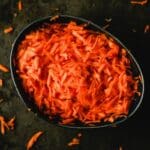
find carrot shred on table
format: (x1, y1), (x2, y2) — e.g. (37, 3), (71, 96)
(68, 137), (80, 146)
(16, 21), (141, 125)
(130, 0), (148, 5)
(26, 131), (43, 150)
(144, 25), (150, 33)
(4, 27), (13, 34)
(7, 117), (15, 130)
(18, 1), (23, 11)
(50, 15), (59, 21)
(0, 116), (15, 135)
(68, 133), (82, 147)
(0, 64), (9, 72)
(0, 79), (3, 87)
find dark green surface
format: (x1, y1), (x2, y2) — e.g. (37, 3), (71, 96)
(0, 0), (150, 150)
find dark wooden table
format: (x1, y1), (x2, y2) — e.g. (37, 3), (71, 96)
(0, 0), (150, 150)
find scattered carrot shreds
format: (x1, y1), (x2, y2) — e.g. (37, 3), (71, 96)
(0, 79), (3, 87)
(0, 64), (9, 72)
(144, 25), (150, 33)
(130, 0), (148, 5)
(68, 138), (80, 147)
(16, 21), (141, 125)
(18, 1), (23, 11)
(4, 27), (13, 34)
(26, 131), (43, 150)
(0, 116), (15, 135)
(50, 15), (59, 21)
(7, 117), (15, 130)
(68, 133), (82, 146)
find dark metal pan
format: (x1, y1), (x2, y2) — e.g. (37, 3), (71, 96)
(10, 15), (144, 129)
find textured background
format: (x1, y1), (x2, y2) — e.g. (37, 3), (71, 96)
(0, 0), (150, 150)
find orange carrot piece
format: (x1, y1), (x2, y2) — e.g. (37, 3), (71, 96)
(50, 15), (59, 21)
(144, 25), (150, 33)
(131, 0), (148, 5)
(0, 116), (14, 135)
(7, 117), (15, 130)
(0, 79), (3, 87)
(18, 1), (22, 11)
(0, 64), (9, 72)
(26, 131), (43, 150)
(4, 27), (13, 34)
(68, 138), (80, 146)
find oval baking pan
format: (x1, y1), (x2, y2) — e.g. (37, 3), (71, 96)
(10, 15), (144, 129)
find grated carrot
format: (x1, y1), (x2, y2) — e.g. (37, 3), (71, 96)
(16, 21), (140, 125)
(0, 64), (9, 72)
(131, 0), (148, 5)
(50, 15), (59, 21)
(18, 1), (23, 11)
(144, 25), (150, 33)
(0, 116), (15, 135)
(0, 79), (3, 87)
(26, 131), (43, 150)
(7, 117), (15, 130)
(4, 27), (13, 34)
(68, 137), (80, 146)
(68, 133), (82, 147)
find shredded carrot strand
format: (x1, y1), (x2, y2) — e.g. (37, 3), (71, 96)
(50, 15), (59, 21)
(7, 117), (15, 130)
(144, 25), (150, 33)
(18, 1), (22, 11)
(4, 27), (13, 34)
(0, 116), (15, 135)
(68, 138), (80, 146)
(68, 133), (82, 147)
(16, 21), (140, 125)
(131, 0), (148, 5)
(0, 79), (3, 87)
(26, 131), (43, 150)
(0, 64), (9, 72)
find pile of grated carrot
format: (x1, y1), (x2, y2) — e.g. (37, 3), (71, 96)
(16, 21), (140, 125)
